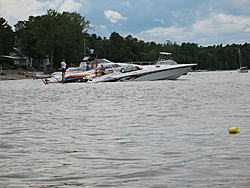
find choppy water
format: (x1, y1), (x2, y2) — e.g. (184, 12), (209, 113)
(0, 71), (250, 187)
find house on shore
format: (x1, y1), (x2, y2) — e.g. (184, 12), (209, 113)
(0, 52), (49, 71)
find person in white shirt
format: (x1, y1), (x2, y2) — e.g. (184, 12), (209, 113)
(61, 59), (67, 81)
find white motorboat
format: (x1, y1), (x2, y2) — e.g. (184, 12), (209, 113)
(49, 51), (196, 83)
(88, 52), (196, 83)
(49, 50), (99, 83)
(89, 63), (196, 83)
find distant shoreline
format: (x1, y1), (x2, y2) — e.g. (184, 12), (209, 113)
(0, 70), (51, 81)
(0, 73), (33, 80)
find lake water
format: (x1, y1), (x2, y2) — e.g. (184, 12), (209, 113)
(0, 71), (250, 187)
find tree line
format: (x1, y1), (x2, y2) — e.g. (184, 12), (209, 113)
(1, 9), (249, 72)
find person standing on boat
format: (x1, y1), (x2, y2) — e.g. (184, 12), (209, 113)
(90, 62), (94, 70)
(61, 59), (67, 81)
(94, 57), (98, 76)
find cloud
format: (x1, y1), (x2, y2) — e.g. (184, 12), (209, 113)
(100, 25), (107, 29)
(104, 10), (128, 24)
(172, 11), (179, 18)
(121, 1), (131, 6)
(59, 0), (82, 12)
(137, 12), (250, 45)
(243, 24), (250, 31)
(1, 0), (250, 46)
(0, 0), (83, 26)
(153, 19), (164, 25)
(0, 0), (50, 25)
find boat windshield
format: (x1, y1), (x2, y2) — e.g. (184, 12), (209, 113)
(121, 64), (143, 72)
(159, 52), (173, 60)
(89, 58), (113, 64)
(76, 67), (87, 71)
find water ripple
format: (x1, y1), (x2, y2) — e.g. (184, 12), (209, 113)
(1, 71), (250, 187)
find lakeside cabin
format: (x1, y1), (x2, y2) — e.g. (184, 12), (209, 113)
(0, 53), (49, 71)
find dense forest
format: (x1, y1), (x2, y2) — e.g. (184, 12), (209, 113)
(0, 9), (249, 72)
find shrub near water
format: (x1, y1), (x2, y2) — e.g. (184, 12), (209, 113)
(0, 58), (16, 70)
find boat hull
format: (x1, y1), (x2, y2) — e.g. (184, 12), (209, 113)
(237, 68), (248, 73)
(90, 64), (196, 83)
(132, 66), (191, 81)
(50, 72), (91, 83)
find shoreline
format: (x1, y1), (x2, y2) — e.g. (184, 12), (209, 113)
(0, 73), (32, 80)
(0, 71), (51, 81)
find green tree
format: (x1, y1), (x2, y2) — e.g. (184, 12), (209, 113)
(146, 49), (157, 61)
(108, 32), (124, 61)
(15, 9), (90, 72)
(0, 17), (14, 55)
(15, 18), (43, 62)
(110, 32), (124, 50)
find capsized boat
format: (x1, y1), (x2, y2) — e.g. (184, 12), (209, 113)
(49, 51), (197, 83)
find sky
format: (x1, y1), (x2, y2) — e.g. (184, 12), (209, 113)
(1, 0), (250, 46)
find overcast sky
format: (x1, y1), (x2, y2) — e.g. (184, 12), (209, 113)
(1, 0), (250, 46)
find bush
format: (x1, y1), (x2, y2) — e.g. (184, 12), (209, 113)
(0, 58), (15, 70)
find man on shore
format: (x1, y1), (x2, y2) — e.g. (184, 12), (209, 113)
(61, 59), (67, 81)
